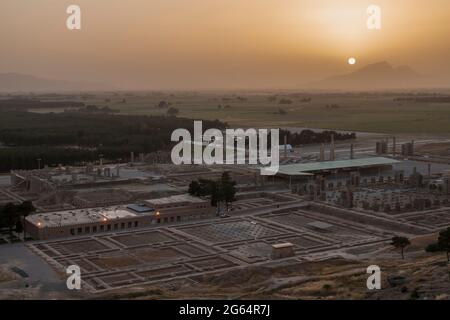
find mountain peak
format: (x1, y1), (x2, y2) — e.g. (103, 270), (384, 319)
(308, 61), (425, 90)
(359, 61), (393, 71)
(365, 61), (392, 68)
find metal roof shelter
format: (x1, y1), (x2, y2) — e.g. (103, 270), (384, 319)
(262, 157), (400, 176)
(126, 204), (154, 214)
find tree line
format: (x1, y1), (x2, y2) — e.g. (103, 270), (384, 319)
(279, 129), (356, 146)
(0, 201), (35, 238)
(0, 98), (84, 111)
(0, 111), (226, 171)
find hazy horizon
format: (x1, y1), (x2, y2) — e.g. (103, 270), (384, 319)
(1, 0), (450, 90)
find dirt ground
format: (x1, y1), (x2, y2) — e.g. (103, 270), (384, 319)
(0, 266), (14, 283)
(97, 238), (450, 300)
(416, 142), (450, 157)
(1, 241), (449, 300)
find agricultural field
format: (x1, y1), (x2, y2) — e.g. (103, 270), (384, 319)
(24, 91), (450, 134)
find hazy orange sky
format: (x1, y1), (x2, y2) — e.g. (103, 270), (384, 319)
(1, 0), (449, 90)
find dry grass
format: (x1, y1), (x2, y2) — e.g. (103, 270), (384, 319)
(416, 142), (450, 156)
(0, 267), (14, 283)
(104, 252), (450, 300)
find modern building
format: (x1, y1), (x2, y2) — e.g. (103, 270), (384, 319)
(264, 157), (400, 179)
(25, 194), (214, 240)
(143, 194), (216, 224)
(261, 157), (402, 193)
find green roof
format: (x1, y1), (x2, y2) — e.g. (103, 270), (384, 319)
(264, 157), (400, 176)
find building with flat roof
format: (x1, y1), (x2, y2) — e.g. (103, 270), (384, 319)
(262, 157), (400, 177)
(10, 165), (155, 194)
(271, 242), (295, 259)
(25, 206), (151, 240)
(144, 194), (215, 224)
(25, 194), (215, 240)
(261, 157), (403, 196)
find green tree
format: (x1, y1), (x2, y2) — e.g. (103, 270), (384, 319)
(18, 201), (35, 240)
(1, 203), (18, 237)
(220, 172), (236, 211)
(211, 180), (222, 208)
(278, 108), (287, 115)
(0, 201), (35, 240)
(188, 172), (236, 210)
(437, 227), (450, 261)
(198, 179), (216, 198)
(15, 220), (23, 233)
(391, 236), (411, 259)
(188, 180), (201, 196)
(166, 107), (179, 116)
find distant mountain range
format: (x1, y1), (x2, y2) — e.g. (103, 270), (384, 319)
(0, 63), (443, 92)
(0, 73), (112, 92)
(307, 61), (436, 90)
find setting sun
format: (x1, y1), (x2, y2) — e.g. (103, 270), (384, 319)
(0, 0), (449, 89)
